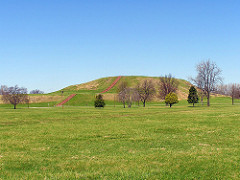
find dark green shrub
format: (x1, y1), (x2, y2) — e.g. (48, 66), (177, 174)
(94, 94), (105, 108)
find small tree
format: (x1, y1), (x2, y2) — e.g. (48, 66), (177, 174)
(136, 80), (155, 107)
(165, 92), (178, 108)
(0, 85), (8, 95)
(1, 85), (28, 109)
(117, 81), (128, 108)
(228, 84), (240, 105)
(94, 94), (105, 108)
(187, 86), (199, 107)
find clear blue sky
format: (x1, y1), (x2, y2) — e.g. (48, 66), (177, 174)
(0, 0), (239, 93)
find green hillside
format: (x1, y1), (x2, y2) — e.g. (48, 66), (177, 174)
(50, 76), (193, 106)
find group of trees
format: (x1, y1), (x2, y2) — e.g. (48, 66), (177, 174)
(216, 84), (240, 105)
(117, 74), (179, 108)
(0, 85), (44, 109)
(115, 59), (239, 108)
(1, 85), (29, 109)
(2, 60), (239, 109)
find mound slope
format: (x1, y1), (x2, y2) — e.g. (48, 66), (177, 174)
(53, 76), (192, 106)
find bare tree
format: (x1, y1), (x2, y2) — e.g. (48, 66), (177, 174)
(0, 85), (8, 95)
(117, 81), (128, 108)
(198, 89), (206, 105)
(136, 80), (155, 107)
(227, 84), (240, 105)
(2, 85), (28, 109)
(158, 74), (179, 100)
(118, 88), (127, 108)
(30, 89), (44, 94)
(215, 83), (240, 105)
(215, 84), (228, 96)
(125, 88), (140, 108)
(192, 60), (222, 106)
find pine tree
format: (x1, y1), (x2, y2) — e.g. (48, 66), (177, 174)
(187, 86), (199, 107)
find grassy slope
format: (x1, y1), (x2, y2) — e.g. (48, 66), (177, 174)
(1, 101), (240, 179)
(49, 76), (192, 106)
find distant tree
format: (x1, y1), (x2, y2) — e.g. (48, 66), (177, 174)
(192, 60), (222, 106)
(0, 85), (8, 95)
(1, 85), (28, 109)
(228, 84), (240, 105)
(136, 80), (155, 107)
(94, 94), (105, 108)
(118, 87), (140, 108)
(158, 74), (179, 100)
(125, 88), (140, 108)
(187, 86), (199, 107)
(198, 90), (206, 105)
(30, 89), (44, 94)
(215, 83), (240, 105)
(215, 84), (228, 96)
(117, 81), (128, 108)
(165, 92), (179, 108)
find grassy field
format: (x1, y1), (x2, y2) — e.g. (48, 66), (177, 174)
(0, 99), (240, 179)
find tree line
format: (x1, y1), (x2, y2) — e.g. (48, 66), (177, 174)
(0, 86), (44, 109)
(116, 74), (179, 108)
(2, 60), (240, 109)
(99, 60), (240, 108)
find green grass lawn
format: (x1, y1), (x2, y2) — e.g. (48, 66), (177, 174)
(1, 100), (240, 179)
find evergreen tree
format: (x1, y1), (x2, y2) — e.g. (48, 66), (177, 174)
(94, 94), (105, 108)
(187, 86), (199, 107)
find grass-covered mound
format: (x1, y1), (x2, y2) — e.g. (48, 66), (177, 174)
(50, 76), (192, 106)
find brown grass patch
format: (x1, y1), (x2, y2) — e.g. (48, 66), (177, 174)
(29, 96), (64, 103)
(0, 95), (64, 104)
(75, 80), (99, 90)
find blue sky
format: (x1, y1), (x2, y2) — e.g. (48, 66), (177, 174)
(0, 0), (239, 93)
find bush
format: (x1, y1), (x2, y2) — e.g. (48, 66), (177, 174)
(94, 94), (105, 108)
(165, 92), (179, 108)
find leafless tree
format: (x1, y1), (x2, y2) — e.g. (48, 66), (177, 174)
(1, 85), (28, 109)
(227, 84), (240, 105)
(192, 60), (222, 106)
(30, 89), (44, 94)
(117, 81), (128, 108)
(125, 88), (140, 108)
(136, 80), (155, 107)
(118, 88), (127, 108)
(158, 74), (179, 100)
(0, 85), (8, 95)
(214, 83), (240, 105)
(215, 84), (228, 95)
(132, 88), (141, 106)
(198, 89), (206, 105)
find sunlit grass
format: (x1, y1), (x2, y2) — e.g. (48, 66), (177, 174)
(0, 99), (240, 179)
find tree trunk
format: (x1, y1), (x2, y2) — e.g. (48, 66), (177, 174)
(193, 102), (195, 107)
(201, 95), (203, 105)
(14, 104), (16, 109)
(207, 92), (210, 106)
(143, 100), (145, 107)
(170, 104), (172, 108)
(232, 95), (234, 105)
